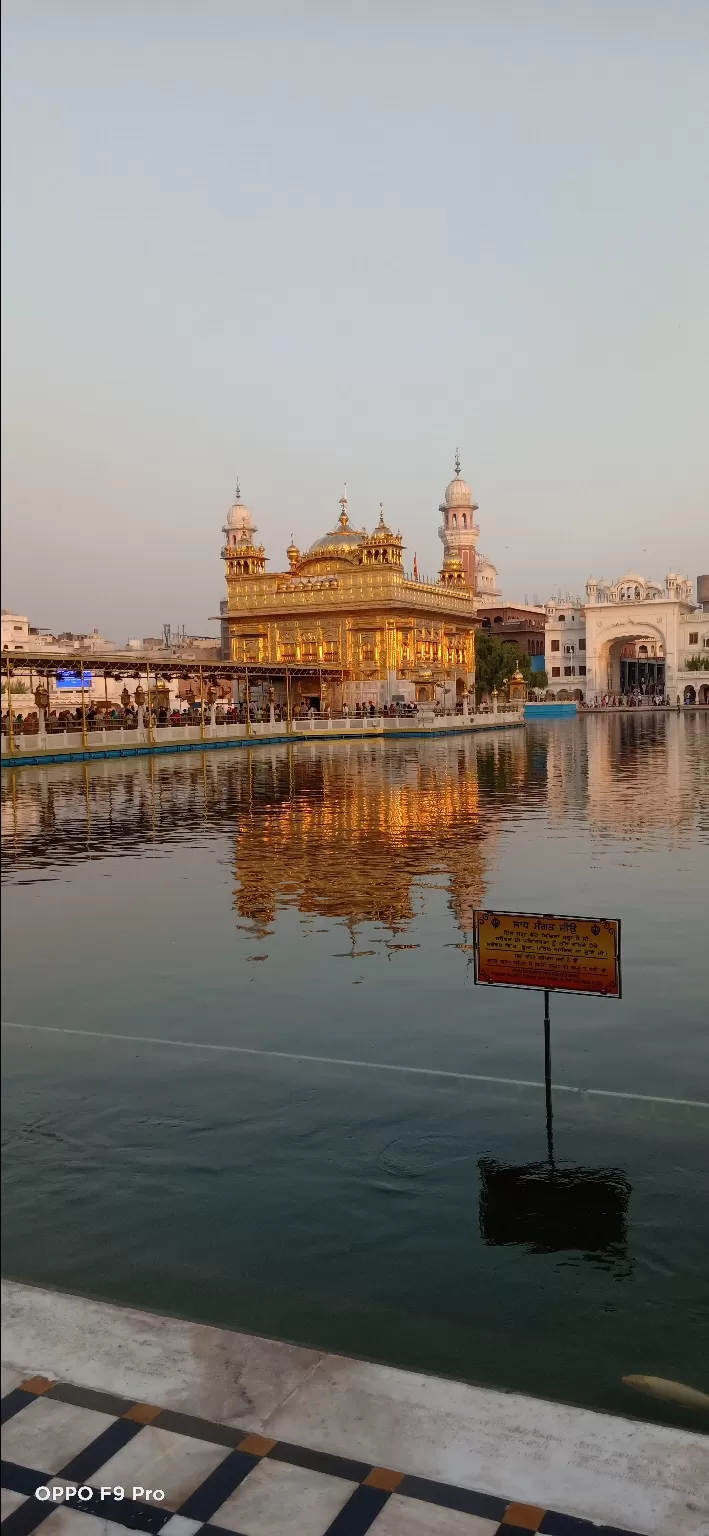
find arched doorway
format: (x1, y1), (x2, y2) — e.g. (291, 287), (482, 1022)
(599, 635), (666, 694)
(684, 685), (696, 704)
(699, 683), (709, 705)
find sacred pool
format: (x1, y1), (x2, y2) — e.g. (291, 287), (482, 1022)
(2, 712), (707, 1433)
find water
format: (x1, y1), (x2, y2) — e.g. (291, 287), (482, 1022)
(2, 714), (708, 1431)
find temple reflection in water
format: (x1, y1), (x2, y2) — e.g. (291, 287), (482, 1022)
(2, 716), (703, 942)
(1, 734), (534, 937)
(231, 738), (531, 938)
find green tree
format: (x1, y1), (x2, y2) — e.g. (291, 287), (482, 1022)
(475, 633), (535, 696)
(684, 654), (709, 671)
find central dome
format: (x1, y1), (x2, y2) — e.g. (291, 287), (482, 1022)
(306, 497), (365, 557)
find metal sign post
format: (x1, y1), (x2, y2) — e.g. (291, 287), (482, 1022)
(544, 989), (553, 1167)
(473, 909), (622, 1168)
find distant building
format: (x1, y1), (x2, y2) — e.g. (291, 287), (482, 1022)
(1, 612), (30, 650)
(2, 612), (58, 652)
(543, 573), (708, 703)
(545, 597), (587, 698)
(478, 603), (547, 674)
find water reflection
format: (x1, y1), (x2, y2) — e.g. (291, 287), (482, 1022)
(233, 740), (529, 936)
(478, 1158), (632, 1274)
(2, 734), (539, 939)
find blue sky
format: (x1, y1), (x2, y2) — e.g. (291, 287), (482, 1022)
(2, 0), (707, 639)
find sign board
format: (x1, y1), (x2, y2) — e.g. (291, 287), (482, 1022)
(57, 670), (92, 691)
(473, 909), (621, 997)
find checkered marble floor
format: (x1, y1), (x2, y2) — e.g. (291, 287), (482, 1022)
(1, 1373), (645, 1536)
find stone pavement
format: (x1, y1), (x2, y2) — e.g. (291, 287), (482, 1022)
(2, 1283), (707, 1536)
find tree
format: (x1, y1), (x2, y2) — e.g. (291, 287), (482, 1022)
(475, 633), (535, 696)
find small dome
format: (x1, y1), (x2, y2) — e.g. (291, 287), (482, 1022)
(371, 505), (393, 537)
(444, 475), (475, 509)
(226, 502), (254, 532)
(225, 478), (255, 533)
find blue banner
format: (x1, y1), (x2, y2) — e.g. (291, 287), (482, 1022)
(56, 670), (93, 690)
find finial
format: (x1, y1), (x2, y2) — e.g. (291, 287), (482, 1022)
(378, 502), (385, 526)
(454, 448), (461, 477)
(235, 477), (241, 502)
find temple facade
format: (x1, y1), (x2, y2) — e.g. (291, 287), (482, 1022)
(219, 469), (481, 710)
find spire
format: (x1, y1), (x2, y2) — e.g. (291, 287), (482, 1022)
(338, 483), (349, 529)
(454, 448), (461, 477)
(378, 502), (385, 526)
(235, 477), (241, 502)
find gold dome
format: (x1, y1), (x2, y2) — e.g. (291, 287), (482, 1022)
(306, 497), (365, 558)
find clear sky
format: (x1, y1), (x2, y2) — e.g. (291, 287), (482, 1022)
(2, 0), (707, 640)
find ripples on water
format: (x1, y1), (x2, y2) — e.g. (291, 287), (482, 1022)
(2, 713), (708, 1429)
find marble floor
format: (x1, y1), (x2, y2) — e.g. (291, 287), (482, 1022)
(2, 1283), (707, 1536)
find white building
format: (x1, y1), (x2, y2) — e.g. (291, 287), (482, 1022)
(543, 573), (709, 703)
(544, 596), (587, 698)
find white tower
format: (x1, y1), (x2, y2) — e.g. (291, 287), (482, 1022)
(438, 453), (500, 600)
(438, 452), (478, 587)
(222, 479), (257, 549)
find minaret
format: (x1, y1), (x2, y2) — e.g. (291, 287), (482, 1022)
(438, 451), (480, 589)
(222, 478), (257, 549)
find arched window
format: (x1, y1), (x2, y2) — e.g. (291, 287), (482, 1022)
(452, 515), (457, 528)
(462, 514), (466, 527)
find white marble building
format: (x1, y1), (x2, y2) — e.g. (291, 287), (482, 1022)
(544, 596), (587, 698)
(544, 573), (709, 703)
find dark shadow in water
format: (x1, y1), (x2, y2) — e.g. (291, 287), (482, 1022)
(478, 1157), (632, 1273)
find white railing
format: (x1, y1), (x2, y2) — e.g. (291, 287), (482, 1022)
(2, 708), (526, 757)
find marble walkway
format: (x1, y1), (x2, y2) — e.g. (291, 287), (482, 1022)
(1, 1283), (707, 1536)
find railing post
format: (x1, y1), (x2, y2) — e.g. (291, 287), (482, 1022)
(146, 663), (155, 745)
(6, 657), (16, 754)
(198, 665), (205, 742)
(80, 658), (88, 748)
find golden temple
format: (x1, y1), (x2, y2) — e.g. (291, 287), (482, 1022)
(219, 475), (479, 711)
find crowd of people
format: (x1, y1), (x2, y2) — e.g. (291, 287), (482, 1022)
(587, 691), (676, 709)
